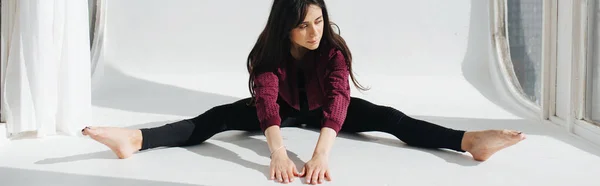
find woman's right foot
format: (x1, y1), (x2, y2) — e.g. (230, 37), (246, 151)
(82, 126), (143, 159)
(462, 129), (526, 161)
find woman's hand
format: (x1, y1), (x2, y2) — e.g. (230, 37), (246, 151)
(300, 154), (332, 185)
(265, 126), (299, 183)
(300, 127), (336, 184)
(269, 148), (300, 183)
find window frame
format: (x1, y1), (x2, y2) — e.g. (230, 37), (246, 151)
(561, 0), (600, 142)
(493, 0), (600, 145)
(572, 0), (600, 144)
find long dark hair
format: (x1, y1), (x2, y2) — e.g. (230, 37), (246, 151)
(247, 0), (368, 104)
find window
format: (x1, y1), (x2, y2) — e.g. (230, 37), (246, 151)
(506, 0), (544, 105)
(586, 0), (600, 125)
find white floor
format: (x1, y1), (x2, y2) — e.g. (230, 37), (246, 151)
(2, 0), (600, 185)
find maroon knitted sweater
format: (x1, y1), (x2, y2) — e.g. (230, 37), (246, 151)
(253, 47), (351, 133)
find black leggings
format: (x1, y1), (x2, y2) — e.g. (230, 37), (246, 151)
(139, 97), (466, 152)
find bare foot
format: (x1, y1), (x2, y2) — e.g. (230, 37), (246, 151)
(463, 130), (526, 161)
(82, 126), (142, 159)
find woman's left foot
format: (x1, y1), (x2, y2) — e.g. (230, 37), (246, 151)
(82, 126), (142, 159)
(462, 130), (526, 161)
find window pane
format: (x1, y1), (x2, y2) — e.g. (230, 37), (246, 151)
(506, 0), (543, 105)
(586, 0), (600, 124)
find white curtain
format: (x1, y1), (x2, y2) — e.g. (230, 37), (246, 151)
(1, 0), (92, 138)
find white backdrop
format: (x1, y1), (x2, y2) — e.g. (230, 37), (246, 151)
(0, 0), (535, 140)
(92, 0), (532, 121)
(4, 1), (600, 186)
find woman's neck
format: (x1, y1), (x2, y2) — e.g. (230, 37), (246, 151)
(290, 44), (308, 61)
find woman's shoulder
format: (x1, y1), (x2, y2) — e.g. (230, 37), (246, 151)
(313, 45), (347, 70)
(319, 45), (343, 60)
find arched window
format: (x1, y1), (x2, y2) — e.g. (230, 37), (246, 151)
(585, 0), (600, 124)
(492, 0), (544, 108)
(489, 0), (546, 123)
(505, 0), (544, 105)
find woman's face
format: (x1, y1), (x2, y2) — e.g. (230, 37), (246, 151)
(290, 4), (324, 51)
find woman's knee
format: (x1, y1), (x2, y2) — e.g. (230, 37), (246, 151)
(189, 103), (232, 126)
(376, 105), (406, 123)
(347, 97), (406, 122)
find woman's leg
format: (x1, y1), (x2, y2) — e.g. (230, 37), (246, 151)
(139, 98), (264, 149)
(338, 97), (466, 151)
(82, 98), (265, 159)
(339, 97), (526, 161)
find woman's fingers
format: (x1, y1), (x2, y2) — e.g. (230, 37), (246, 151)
(311, 169), (320, 184)
(276, 170), (283, 183)
(318, 170), (326, 184)
(270, 168), (275, 180)
(292, 165), (300, 177)
(281, 170), (289, 183)
(325, 170), (332, 181)
(287, 168), (295, 182)
(300, 166), (306, 177)
(305, 168), (313, 184)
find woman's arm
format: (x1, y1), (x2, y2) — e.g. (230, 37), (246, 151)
(265, 125), (301, 183)
(317, 49), (351, 153)
(265, 125), (286, 157)
(254, 71), (282, 131)
(312, 127), (337, 157)
(302, 127), (336, 184)
(301, 49), (350, 184)
(302, 128), (337, 184)
(320, 49), (351, 135)
(254, 71), (300, 183)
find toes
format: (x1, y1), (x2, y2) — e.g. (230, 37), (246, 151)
(519, 133), (527, 140)
(81, 127), (91, 135)
(510, 130), (526, 140)
(504, 130), (524, 136)
(83, 127), (100, 136)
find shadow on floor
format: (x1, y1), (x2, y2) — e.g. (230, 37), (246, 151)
(92, 65), (240, 117)
(36, 121), (306, 180)
(0, 166), (205, 186)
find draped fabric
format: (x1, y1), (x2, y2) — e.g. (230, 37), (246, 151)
(1, 0), (93, 138)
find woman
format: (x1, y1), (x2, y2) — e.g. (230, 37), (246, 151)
(82, 0), (526, 184)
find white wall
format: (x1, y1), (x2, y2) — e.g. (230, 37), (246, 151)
(102, 0), (470, 76)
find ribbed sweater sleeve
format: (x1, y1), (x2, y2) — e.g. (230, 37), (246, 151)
(321, 49), (351, 133)
(254, 71), (281, 132)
